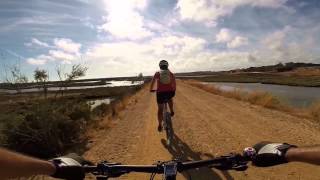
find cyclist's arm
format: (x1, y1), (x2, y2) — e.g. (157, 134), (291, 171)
(172, 74), (176, 91)
(150, 73), (158, 91)
(286, 145), (320, 165)
(0, 148), (56, 178)
(252, 142), (320, 167)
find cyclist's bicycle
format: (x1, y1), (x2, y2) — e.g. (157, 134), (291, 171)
(83, 147), (256, 180)
(163, 98), (173, 146)
(150, 90), (174, 145)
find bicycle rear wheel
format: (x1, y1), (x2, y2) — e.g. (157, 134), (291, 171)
(165, 112), (173, 146)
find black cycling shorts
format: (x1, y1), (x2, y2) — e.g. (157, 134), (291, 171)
(156, 91), (175, 104)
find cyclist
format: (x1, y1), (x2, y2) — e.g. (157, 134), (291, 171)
(150, 60), (176, 132)
(1, 142), (320, 179)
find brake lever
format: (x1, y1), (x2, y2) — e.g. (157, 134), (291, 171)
(230, 153), (249, 171)
(96, 161), (128, 178)
(210, 153), (248, 171)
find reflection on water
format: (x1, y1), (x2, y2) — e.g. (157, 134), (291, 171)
(0, 80), (144, 94)
(206, 82), (320, 108)
(73, 80), (101, 84)
(88, 98), (113, 109)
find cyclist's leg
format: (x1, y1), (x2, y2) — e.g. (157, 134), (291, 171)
(168, 91), (175, 116)
(156, 92), (165, 131)
(157, 103), (164, 131)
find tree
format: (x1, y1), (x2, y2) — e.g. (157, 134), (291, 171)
(138, 73), (143, 80)
(34, 69), (49, 98)
(66, 64), (88, 81)
(55, 64), (88, 97)
(132, 72), (144, 84)
(5, 65), (28, 93)
(56, 65), (65, 96)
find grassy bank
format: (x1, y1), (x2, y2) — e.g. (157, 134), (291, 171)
(0, 84), (144, 158)
(186, 80), (320, 122)
(178, 72), (320, 87)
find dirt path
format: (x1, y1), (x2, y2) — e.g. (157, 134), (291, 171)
(84, 81), (320, 180)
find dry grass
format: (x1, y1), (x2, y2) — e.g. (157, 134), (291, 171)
(88, 84), (145, 134)
(245, 91), (282, 109)
(309, 102), (320, 122)
(186, 80), (320, 122)
(224, 88), (247, 101)
(187, 80), (283, 109)
(285, 67), (320, 76)
(185, 80), (302, 112)
(188, 81), (223, 95)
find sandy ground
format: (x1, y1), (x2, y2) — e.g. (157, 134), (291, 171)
(84, 81), (320, 180)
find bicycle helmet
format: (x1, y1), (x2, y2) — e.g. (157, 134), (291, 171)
(159, 60), (169, 70)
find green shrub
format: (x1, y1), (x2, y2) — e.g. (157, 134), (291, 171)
(2, 99), (91, 158)
(92, 103), (110, 117)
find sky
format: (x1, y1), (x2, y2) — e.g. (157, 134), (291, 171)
(0, 0), (320, 80)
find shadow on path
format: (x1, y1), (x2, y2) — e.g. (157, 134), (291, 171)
(161, 133), (234, 180)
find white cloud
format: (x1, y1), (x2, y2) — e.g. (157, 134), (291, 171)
(216, 28), (249, 48)
(81, 17), (96, 29)
(99, 11), (153, 40)
(86, 30), (317, 77)
(26, 54), (54, 65)
(256, 26), (317, 64)
(32, 38), (49, 47)
(49, 50), (78, 63)
(86, 42), (149, 60)
(177, 0), (219, 23)
(218, 0), (287, 8)
(227, 36), (249, 48)
(84, 33), (281, 77)
(103, 0), (148, 10)
(176, 0), (287, 24)
(262, 25), (291, 50)
(98, 0), (153, 40)
(1, 14), (81, 33)
(84, 34), (207, 77)
(27, 58), (47, 65)
(25, 38), (50, 48)
(86, 35), (203, 60)
(53, 38), (82, 54)
(150, 35), (206, 57)
(145, 20), (167, 32)
(27, 38), (81, 65)
(216, 28), (233, 43)
(168, 50), (258, 72)
(25, 38), (80, 55)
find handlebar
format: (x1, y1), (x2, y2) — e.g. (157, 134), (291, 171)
(83, 148), (256, 180)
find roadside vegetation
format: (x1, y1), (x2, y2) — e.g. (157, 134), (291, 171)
(310, 102), (320, 122)
(1, 98), (91, 158)
(283, 67), (320, 76)
(2, 65), (29, 93)
(34, 68), (49, 98)
(0, 64), (145, 159)
(186, 80), (320, 122)
(177, 63), (320, 87)
(179, 72), (320, 87)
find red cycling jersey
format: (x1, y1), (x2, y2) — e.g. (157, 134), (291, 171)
(153, 70), (176, 92)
